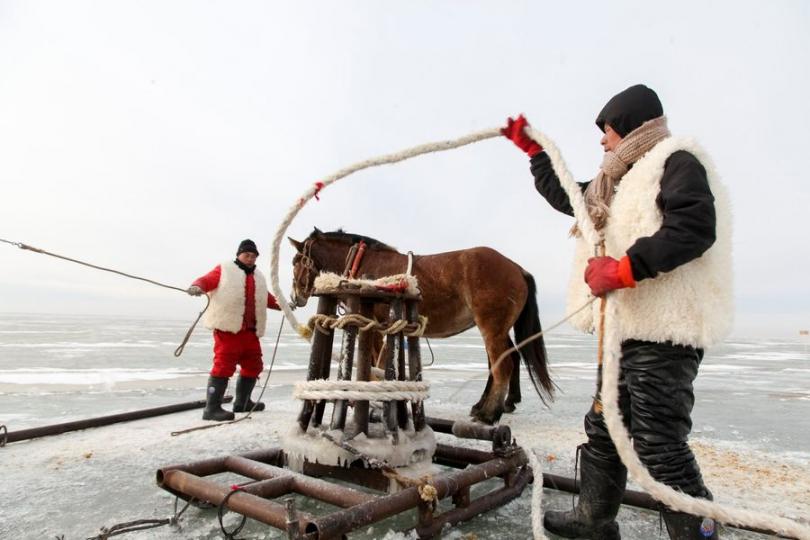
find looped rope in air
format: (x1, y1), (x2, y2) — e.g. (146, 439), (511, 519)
(268, 127), (502, 340)
(0, 237), (207, 357)
(307, 313), (428, 337)
(530, 128), (810, 539)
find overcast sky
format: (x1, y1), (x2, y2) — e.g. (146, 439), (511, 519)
(1, 1), (808, 338)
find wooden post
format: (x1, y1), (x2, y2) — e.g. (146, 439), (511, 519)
(405, 300), (426, 432)
(297, 295), (337, 431)
(382, 300), (402, 439)
(353, 301), (375, 435)
(331, 297), (359, 430)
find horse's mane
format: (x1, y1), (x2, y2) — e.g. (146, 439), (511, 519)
(310, 228), (397, 252)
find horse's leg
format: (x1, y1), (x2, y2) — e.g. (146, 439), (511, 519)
(473, 333), (513, 425)
(504, 337), (521, 413)
(470, 370), (493, 417)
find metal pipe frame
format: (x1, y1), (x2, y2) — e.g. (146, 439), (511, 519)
(157, 443), (530, 540)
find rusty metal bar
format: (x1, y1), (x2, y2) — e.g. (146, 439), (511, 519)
(353, 301), (375, 435)
(237, 476), (295, 499)
(305, 451), (527, 539)
(225, 456), (376, 508)
(299, 296), (337, 431)
(2, 397), (232, 445)
(159, 469), (311, 531)
(303, 461), (392, 492)
(331, 297), (359, 430)
(416, 465), (532, 537)
(157, 447), (283, 480)
(405, 300), (425, 432)
(427, 417), (512, 453)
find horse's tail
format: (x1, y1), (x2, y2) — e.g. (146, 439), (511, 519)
(514, 271), (554, 405)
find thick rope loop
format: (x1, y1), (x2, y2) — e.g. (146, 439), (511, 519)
(217, 487), (248, 539)
(268, 127), (501, 341)
(292, 379), (429, 402)
(307, 313), (428, 337)
(530, 128), (810, 539)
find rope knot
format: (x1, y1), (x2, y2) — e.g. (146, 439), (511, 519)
(313, 181), (325, 201)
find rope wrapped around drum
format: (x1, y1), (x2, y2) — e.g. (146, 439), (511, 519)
(308, 312), (428, 336)
(292, 380), (430, 402)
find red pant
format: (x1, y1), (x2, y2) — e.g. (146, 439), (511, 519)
(210, 329), (263, 378)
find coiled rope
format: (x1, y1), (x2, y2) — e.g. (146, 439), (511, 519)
(307, 312), (428, 337)
(529, 127), (810, 539)
(292, 379), (429, 402)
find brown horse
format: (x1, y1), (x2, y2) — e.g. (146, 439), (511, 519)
(288, 228), (553, 425)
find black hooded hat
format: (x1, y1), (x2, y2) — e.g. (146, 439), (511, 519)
(236, 239), (259, 256)
(595, 84), (664, 137)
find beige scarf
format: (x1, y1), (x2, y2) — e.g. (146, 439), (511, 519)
(575, 115), (671, 234)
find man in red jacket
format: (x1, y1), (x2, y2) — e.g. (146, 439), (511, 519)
(187, 239), (281, 421)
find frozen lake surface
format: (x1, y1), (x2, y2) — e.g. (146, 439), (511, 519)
(1, 313), (809, 539)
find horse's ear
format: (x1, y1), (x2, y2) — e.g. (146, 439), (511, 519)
(313, 227), (323, 236)
(288, 237), (303, 252)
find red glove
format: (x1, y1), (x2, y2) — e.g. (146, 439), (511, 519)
(584, 256), (636, 297)
(501, 114), (543, 157)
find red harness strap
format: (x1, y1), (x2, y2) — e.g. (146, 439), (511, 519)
(349, 241), (367, 278)
(375, 278), (409, 293)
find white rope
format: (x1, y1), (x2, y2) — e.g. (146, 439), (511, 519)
(528, 448), (550, 540)
(268, 127), (501, 340)
(527, 128), (810, 539)
(292, 379), (430, 402)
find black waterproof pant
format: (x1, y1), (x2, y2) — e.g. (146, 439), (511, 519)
(584, 339), (709, 497)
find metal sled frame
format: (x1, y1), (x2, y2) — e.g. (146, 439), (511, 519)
(157, 282), (532, 539)
(157, 421), (529, 539)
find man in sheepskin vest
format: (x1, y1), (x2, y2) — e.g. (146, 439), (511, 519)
(187, 239), (281, 421)
(503, 85), (731, 539)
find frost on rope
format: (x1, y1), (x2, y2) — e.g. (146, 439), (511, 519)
(313, 272), (421, 296)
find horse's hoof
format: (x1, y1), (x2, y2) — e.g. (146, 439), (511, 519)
(473, 408), (502, 426)
(503, 401), (516, 414)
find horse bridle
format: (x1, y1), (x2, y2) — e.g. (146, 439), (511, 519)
(293, 238), (318, 301)
(294, 238), (376, 302)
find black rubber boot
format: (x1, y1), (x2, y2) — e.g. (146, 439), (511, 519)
(544, 446), (626, 539)
(232, 376), (265, 413)
(662, 490), (719, 539)
(202, 376), (235, 421)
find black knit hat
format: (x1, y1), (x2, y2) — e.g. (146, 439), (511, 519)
(595, 84), (664, 137)
(236, 239), (259, 256)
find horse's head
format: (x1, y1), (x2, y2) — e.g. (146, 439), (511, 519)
(288, 235), (319, 307)
(289, 228), (396, 306)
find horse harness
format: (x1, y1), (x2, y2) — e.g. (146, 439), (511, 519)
(296, 238), (415, 300)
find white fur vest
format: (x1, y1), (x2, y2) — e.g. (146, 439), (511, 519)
(566, 137), (733, 348)
(203, 261), (269, 337)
